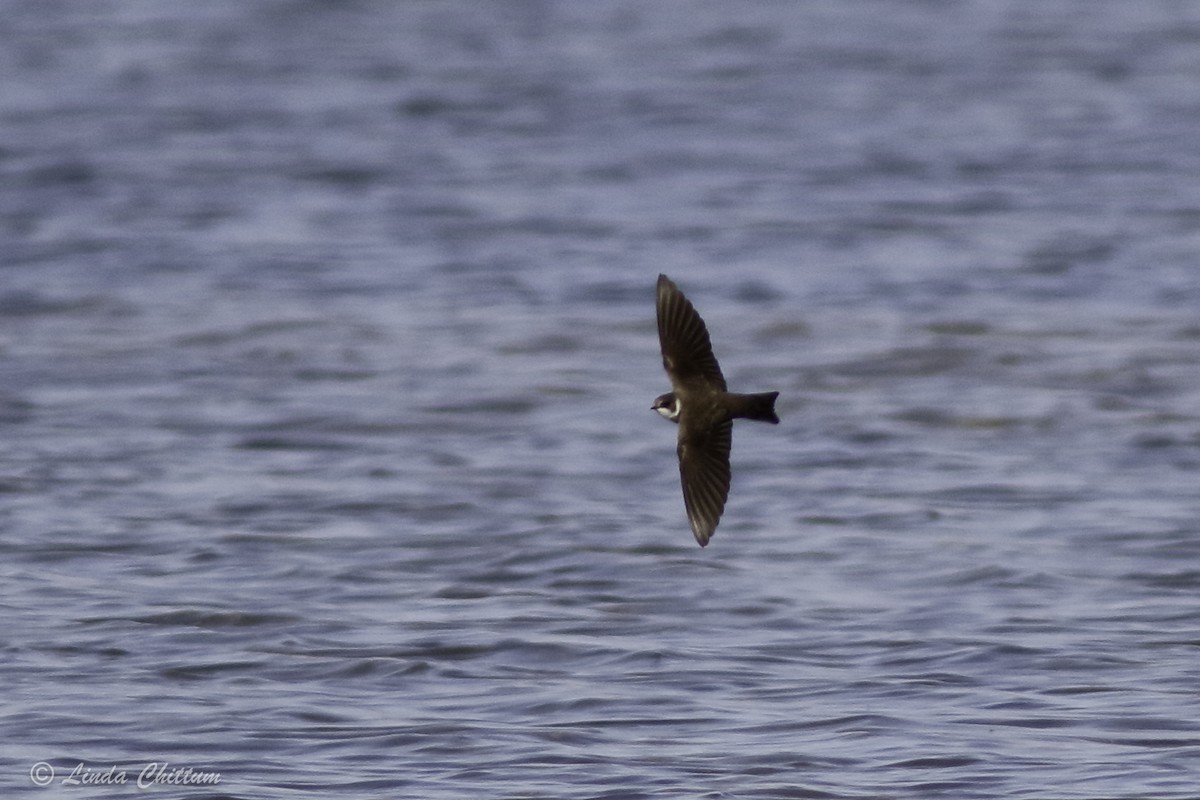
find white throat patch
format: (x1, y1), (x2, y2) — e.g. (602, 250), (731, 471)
(656, 397), (681, 421)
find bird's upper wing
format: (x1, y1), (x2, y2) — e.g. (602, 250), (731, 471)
(678, 419), (732, 546)
(657, 274), (726, 392)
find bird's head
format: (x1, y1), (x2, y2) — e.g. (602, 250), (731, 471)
(652, 392), (680, 423)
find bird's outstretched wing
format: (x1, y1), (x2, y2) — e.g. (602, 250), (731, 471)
(657, 274), (726, 391)
(678, 419), (732, 546)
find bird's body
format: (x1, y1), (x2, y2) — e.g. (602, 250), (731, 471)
(654, 274), (779, 546)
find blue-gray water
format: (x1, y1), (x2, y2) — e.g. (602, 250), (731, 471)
(4, 2), (1200, 798)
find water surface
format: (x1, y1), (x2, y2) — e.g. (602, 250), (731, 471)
(3, 2), (1200, 798)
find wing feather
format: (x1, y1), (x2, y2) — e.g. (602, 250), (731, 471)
(678, 419), (732, 546)
(657, 275), (726, 392)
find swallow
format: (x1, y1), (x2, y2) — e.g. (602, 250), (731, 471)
(653, 274), (779, 547)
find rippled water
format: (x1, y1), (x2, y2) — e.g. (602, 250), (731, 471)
(4, 2), (1200, 798)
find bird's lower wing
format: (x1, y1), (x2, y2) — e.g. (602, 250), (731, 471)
(678, 420), (732, 546)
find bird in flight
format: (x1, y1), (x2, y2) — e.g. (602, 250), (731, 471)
(653, 274), (779, 546)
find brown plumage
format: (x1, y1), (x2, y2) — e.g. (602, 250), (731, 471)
(654, 274), (779, 546)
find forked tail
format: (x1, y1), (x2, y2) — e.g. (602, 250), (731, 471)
(731, 391), (780, 424)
